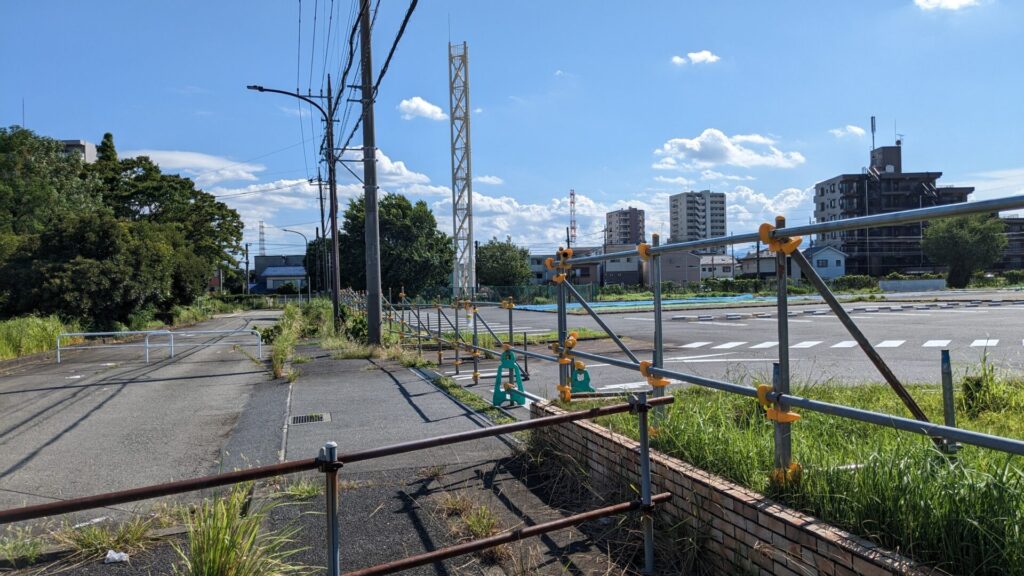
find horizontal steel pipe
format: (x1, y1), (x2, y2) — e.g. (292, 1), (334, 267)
(777, 393), (1024, 456)
(0, 459), (319, 525)
(337, 397), (674, 465)
(344, 493), (672, 576)
(650, 366), (760, 399)
(571, 349), (640, 372)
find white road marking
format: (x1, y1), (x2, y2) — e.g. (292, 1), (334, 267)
(971, 339), (999, 347)
(923, 340), (951, 347)
(831, 341), (858, 348)
(713, 341), (747, 349)
(787, 319), (813, 323)
(791, 341), (822, 349)
(679, 342), (711, 349)
(624, 317), (655, 322)
(695, 321), (749, 327)
(749, 342), (778, 349)
(876, 340), (906, 348)
(665, 353), (732, 361)
(875, 312), (931, 317)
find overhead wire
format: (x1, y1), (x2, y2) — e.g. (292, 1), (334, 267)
(296, 0), (310, 180)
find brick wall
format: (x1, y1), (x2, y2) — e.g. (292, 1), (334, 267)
(530, 402), (935, 576)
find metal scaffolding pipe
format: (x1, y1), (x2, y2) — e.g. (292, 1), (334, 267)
(563, 280), (640, 364)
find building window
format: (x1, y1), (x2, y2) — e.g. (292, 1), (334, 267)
(723, 266), (731, 273)
(816, 259), (828, 268)
(836, 260), (842, 267)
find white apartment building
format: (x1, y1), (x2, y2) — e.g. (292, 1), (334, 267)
(669, 190), (727, 254)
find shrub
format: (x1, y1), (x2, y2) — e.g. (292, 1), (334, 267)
(1002, 269), (1024, 284)
(830, 275), (878, 291)
(0, 315), (78, 360)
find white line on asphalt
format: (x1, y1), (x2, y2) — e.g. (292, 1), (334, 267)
(713, 342), (747, 349)
(753, 318), (776, 322)
(971, 339), (999, 347)
(624, 317), (655, 322)
(787, 319), (813, 323)
(791, 341), (822, 349)
(696, 321), (749, 327)
(666, 353), (732, 361)
(947, 310), (989, 314)
(678, 358), (768, 363)
(679, 342), (711, 348)
(831, 341), (858, 348)
(749, 342), (778, 349)
(876, 313), (932, 317)
(923, 340), (951, 347)
(876, 340), (906, 348)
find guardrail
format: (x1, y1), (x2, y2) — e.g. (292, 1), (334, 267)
(0, 396), (672, 575)
(56, 329), (262, 364)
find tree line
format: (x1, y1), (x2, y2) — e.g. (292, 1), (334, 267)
(0, 127), (242, 328)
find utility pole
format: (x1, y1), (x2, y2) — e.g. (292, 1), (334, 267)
(314, 170), (327, 293)
(244, 243), (251, 295)
(360, 0), (383, 344)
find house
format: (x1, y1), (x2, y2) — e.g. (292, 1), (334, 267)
(603, 243), (644, 286)
(737, 249), (776, 278)
(528, 247), (602, 286)
(260, 266), (308, 291)
(792, 246), (846, 281)
(699, 255), (736, 280)
(659, 251), (702, 285)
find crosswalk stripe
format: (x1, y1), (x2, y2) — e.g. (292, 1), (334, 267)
(713, 341), (747, 349)
(624, 317), (655, 322)
(923, 340), (951, 347)
(679, 342), (711, 348)
(971, 339), (998, 347)
(749, 342), (778, 349)
(876, 340), (906, 348)
(791, 341), (822, 349)
(831, 341), (857, 348)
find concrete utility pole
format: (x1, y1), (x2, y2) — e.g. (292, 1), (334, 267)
(360, 0), (383, 344)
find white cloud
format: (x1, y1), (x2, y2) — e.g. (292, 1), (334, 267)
(949, 168), (1024, 204)
(687, 50), (721, 64)
(474, 175), (504, 185)
(700, 170), (755, 181)
(653, 175), (693, 186)
(123, 149), (266, 186)
(653, 128), (805, 170)
(671, 55), (687, 66)
(914, 0), (978, 10)
(279, 105), (310, 118)
(829, 125), (866, 138)
(473, 107), (483, 114)
(397, 96), (447, 121)
(554, 69), (565, 77)
(726, 186), (812, 226)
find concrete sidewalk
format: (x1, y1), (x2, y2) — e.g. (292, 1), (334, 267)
(284, 346), (510, 474)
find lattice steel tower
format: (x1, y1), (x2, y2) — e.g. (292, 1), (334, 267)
(448, 42), (475, 297)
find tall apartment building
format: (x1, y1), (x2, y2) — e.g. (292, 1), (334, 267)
(814, 140), (973, 276)
(605, 207), (645, 245)
(668, 190), (727, 254)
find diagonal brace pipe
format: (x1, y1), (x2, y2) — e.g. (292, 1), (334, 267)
(789, 249), (929, 422)
(563, 280), (640, 364)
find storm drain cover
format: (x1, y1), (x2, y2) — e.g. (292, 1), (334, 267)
(290, 413), (331, 425)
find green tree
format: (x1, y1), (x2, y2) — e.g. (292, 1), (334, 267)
(922, 215), (1007, 288)
(339, 194), (454, 296)
(475, 236), (532, 286)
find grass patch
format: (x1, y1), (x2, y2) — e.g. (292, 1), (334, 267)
(173, 484), (312, 576)
(322, 335), (436, 368)
(431, 375), (516, 425)
(436, 492), (474, 517)
(278, 477), (322, 501)
(597, 374), (1024, 575)
(0, 314), (80, 361)
(53, 516), (153, 559)
(437, 326), (607, 348)
(0, 526), (44, 568)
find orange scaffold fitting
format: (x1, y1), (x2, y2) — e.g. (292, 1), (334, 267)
(638, 361), (670, 388)
(756, 384), (801, 423)
(758, 218), (803, 255)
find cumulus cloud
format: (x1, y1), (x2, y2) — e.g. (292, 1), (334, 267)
(653, 175), (694, 186)
(914, 0), (978, 10)
(397, 96), (447, 121)
(123, 149), (266, 186)
(554, 69), (565, 77)
(653, 129), (805, 170)
(687, 50), (720, 64)
(670, 55), (687, 66)
(474, 175), (504, 185)
(726, 186), (812, 225)
(829, 125), (866, 138)
(700, 170), (755, 181)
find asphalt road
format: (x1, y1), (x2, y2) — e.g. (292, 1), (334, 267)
(0, 310), (280, 511)
(412, 291), (1024, 408)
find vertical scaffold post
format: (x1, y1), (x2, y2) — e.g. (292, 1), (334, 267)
(436, 305), (443, 366)
(454, 302), (461, 375)
(317, 441), (341, 576)
(773, 214), (794, 480)
(472, 305), (479, 385)
(637, 391), (654, 574)
(650, 234), (665, 420)
(522, 330), (530, 380)
(940, 349), (959, 455)
(557, 277), (569, 400)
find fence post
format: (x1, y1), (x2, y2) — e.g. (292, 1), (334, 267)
(145, 333), (151, 364)
(940, 349), (959, 455)
(472, 305), (479, 386)
(436, 305), (443, 366)
(56, 335), (62, 364)
(454, 302), (461, 375)
(169, 333), (175, 358)
(636, 391), (654, 574)
(317, 442), (342, 576)
(557, 277), (569, 400)
(522, 330), (530, 380)
(650, 234), (665, 422)
(773, 215), (795, 484)
(256, 331), (262, 360)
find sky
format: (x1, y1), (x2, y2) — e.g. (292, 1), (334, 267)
(3, 0), (1023, 257)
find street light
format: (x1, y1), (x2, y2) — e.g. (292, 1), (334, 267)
(247, 82), (342, 326)
(282, 229), (312, 302)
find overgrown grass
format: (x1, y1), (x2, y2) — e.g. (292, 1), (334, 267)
(266, 299), (338, 379)
(431, 375), (516, 425)
(437, 326), (608, 348)
(0, 526), (44, 568)
(598, 374), (1024, 575)
(173, 484), (312, 576)
(0, 315), (80, 361)
(278, 477), (322, 501)
(53, 516), (154, 559)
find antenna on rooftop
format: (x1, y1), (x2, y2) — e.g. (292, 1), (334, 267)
(870, 116), (876, 150)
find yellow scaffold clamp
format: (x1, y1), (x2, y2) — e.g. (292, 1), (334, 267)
(500, 297), (515, 310)
(552, 273), (566, 284)
(758, 216), (803, 255)
(638, 360), (670, 388)
(756, 384), (801, 424)
(637, 242), (651, 262)
(770, 462), (803, 487)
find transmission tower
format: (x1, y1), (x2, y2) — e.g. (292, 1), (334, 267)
(259, 220), (266, 256)
(569, 188), (577, 246)
(448, 42), (475, 297)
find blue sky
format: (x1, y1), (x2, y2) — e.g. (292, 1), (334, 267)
(3, 0), (1022, 256)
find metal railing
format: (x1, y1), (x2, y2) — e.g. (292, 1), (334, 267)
(0, 396), (672, 576)
(56, 329), (262, 364)
(386, 194), (1024, 482)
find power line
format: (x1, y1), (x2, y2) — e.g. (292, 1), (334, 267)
(296, 0), (309, 180)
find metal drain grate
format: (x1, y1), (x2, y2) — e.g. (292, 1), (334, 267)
(290, 413), (331, 425)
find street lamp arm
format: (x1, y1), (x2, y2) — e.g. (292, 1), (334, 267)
(246, 85), (327, 119)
